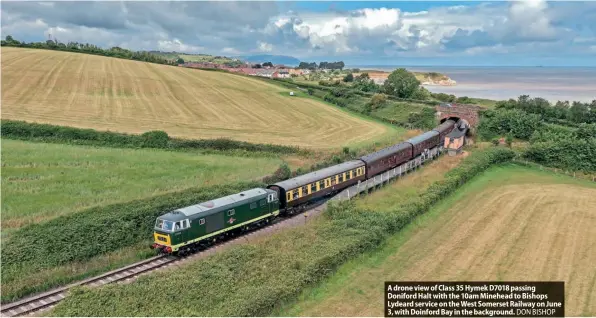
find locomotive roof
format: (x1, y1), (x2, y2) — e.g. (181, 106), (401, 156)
(405, 130), (439, 146)
(360, 142), (411, 164)
(269, 160), (364, 190)
(158, 188), (272, 221)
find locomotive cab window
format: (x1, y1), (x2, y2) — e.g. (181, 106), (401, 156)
(260, 199), (266, 206)
(156, 219), (174, 232)
(250, 202), (257, 209)
(199, 218), (205, 225)
(227, 209), (235, 216)
(175, 219), (189, 230)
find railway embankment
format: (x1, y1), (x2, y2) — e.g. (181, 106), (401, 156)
(48, 147), (515, 316)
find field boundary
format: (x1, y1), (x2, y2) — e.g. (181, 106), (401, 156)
(512, 158), (596, 182)
(1, 120), (305, 156)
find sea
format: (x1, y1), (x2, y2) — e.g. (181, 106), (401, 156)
(351, 66), (596, 103)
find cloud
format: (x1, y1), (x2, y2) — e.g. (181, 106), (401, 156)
(257, 41), (273, 52)
(1, 1), (594, 62)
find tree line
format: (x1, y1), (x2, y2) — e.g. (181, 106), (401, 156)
(2, 35), (178, 66)
(298, 61), (345, 70)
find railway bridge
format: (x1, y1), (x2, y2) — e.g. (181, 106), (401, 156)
(435, 103), (484, 130)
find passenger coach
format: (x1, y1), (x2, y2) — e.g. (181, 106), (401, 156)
(267, 160), (366, 213)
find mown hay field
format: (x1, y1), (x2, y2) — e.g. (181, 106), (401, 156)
(1, 139), (281, 230)
(1, 47), (398, 149)
(280, 165), (596, 317)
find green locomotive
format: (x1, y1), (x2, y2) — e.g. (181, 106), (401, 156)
(151, 188), (279, 255)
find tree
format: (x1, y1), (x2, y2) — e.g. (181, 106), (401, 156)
(411, 86), (431, 100)
(176, 57), (185, 64)
(383, 68), (420, 98)
(343, 73), (354, 82)
(263, 62), (273, 67)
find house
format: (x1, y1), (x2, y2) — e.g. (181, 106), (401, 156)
(289, 69), (303, 75)
(256, 70), (275, 78)
(273, 70), (290, 79)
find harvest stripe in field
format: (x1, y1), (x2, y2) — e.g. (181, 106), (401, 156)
(0, 47), (396, 149)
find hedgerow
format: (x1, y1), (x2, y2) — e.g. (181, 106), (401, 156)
(524, 139), (596, 172)
(50, 147), (515, 316)
(0, 181), (264, 302)
(1, 120), (302, 155)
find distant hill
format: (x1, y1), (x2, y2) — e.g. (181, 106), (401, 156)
(239, 55), (301, 66)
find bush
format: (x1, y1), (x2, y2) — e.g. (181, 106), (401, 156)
(141, 130), (169, 147)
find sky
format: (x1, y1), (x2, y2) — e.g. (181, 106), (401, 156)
(2, 1), (596, 66)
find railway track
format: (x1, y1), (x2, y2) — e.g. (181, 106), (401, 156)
(0, 255), (177, 317)
(0, 200), (330, 317)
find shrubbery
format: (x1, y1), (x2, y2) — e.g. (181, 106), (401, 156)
(477, 105), (596, 172)
(477, 109), (543, 140)
(524, 138), (596, 172)
(1, 120), (301, 155)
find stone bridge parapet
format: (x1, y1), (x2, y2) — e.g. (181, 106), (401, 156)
(435, 103), (485, 127)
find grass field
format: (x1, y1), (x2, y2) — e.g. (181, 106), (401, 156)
(278, 165), (596, 317)
(1, 139), (281, 230)
(1, 47), (398, 149)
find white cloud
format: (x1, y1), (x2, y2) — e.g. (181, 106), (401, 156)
(257, 41), (273, 52)
(158, 39), (204, 53)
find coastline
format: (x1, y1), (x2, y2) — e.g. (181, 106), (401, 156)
(351, 65), (596, 103)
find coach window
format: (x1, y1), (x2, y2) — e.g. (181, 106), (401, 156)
(287, 191), (292, 202)
(293, 191), (299, 200)
(301, 186), (308, 196)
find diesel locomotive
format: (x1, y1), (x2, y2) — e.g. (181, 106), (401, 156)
(151, 119), (457, 255)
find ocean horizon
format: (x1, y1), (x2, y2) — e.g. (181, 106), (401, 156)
(349, 65), (596, 103)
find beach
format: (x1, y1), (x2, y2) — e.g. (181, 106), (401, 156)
(352, 66), (596, 103)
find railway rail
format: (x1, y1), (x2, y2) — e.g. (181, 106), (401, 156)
(1, 148), (442, 317)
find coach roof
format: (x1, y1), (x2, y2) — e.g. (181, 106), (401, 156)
(360, 142), (411, 164)
(405, 130), (439, 146)
(269, 160), (365, 190)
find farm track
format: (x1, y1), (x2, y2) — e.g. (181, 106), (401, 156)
(0, 200), (331, 317)
(1, 47), (394, 149)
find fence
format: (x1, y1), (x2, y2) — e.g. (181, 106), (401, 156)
(332, 147), (442, 202)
